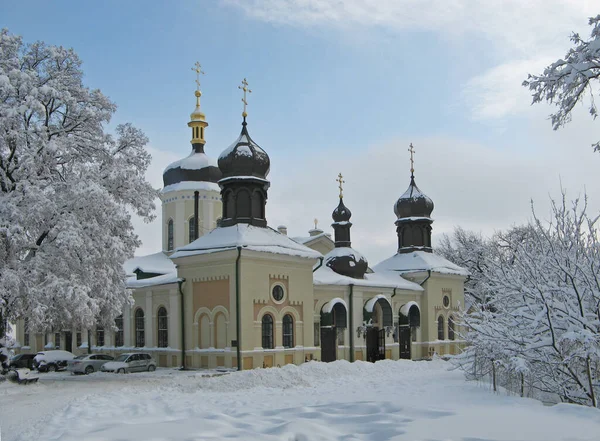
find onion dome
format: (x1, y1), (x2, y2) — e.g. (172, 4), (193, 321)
(162, 149), (221, 187)
(332, 198), (351, 223)
(394, 176), (434, 219)
(218, 119), (270, 179)
(325, 247), (369, 279)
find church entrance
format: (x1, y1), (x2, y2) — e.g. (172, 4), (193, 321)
(399, 327), (411, 359)
(364, 296), (393, 363)
(320, 299), (348, 363)
(398, 302), (421, 360)
(366, 327), (386, 362)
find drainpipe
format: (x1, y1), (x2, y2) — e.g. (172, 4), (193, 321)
(178, 279), (186, 370)
(392, 287), (397, 298)
(349, 283), (354, 362)
(194, 191), (199, 240)
(312, 256), (324, 273)
(235, 246), (242, 371)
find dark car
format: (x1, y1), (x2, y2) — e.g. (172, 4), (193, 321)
(9, 353), (36, 370)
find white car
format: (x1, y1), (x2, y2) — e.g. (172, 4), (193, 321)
(100, 353), (157, 373)
(33, 350), (75, 372)
(66, 354), (114, 374)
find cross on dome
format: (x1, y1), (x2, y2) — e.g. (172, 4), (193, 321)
(408, 143), (415, 177)
(239, 78), (252, 118)
(314, 218), (318, 229)
(336, 173), (345, 199)
(192, 62), (205, 92)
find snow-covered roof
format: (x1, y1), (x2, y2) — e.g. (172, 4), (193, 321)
(161, 181), (221, 194)
(373, 251), (469, 277)
(170, 224), (322, 260)
(313, 265), (423, 291)
(123, 252), (176, 276)
(164, 151), (217, 173)
(291, 232), (332, 245)
(126, 272), (181, 289)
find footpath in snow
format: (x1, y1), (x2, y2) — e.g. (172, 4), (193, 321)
(2, 359), (600, 441)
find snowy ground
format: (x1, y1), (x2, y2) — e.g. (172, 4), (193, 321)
(1, 360), (600, 441)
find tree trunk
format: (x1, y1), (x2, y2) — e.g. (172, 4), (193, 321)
(492, 359), (497, 392)
(586, 356), (597, 407)
(520, 372), (525, 398)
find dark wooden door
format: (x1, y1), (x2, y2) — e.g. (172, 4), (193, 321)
(399, 327), (411, 359)
(366, 327), (379, 362)
(321, 327), (337, 362)
(64, 332), (72, 352)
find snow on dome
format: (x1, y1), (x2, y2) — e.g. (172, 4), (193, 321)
(324, 246), (368, 279)
(164, 151), (217, 173)
(394, 177), (434, 219)
(170, 224), (321, 260)
(161, 181), (221, 194)
(218, 122), (270, 180)
(373, 250), (469, 277)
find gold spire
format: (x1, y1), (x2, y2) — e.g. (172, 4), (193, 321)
(188, 61), (208, 146)
(336, 173), (345, 199)
(238, 78), (252, 118)
(408, 143), (415, 177)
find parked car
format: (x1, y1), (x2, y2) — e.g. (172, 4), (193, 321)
(33, 350), (75, 372)
(66, 354), (114, 374)
(100, 353), (156, 373)
(9, 353), (36, 370)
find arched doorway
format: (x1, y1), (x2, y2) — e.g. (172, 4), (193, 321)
(320, 298), (348, 362)
(364, 296), (393, 362)
(399, 302), (421, 359)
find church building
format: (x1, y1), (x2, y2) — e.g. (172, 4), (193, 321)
(13, 71), (468, 370)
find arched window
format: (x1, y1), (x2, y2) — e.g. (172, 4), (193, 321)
(96, 326), (104, 347)
(135, 309), (145, 347)
(236, 189), (251, 219)
(115, 315), (124, 347)
(448, 315), (455, 341)
(157, 307), (168, 348)
(188, 216), (196, 243)
(282, 314), (294, 348)
(167, 219), (174, 251)
(437, 316), (445, 341)
(262, 314), (274, 349)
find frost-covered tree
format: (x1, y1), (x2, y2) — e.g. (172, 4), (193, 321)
(437, 227), (490, 309)
(0, 29), (157, 334)
(454, 192), (600, 407)
(523, 14), (600, 152)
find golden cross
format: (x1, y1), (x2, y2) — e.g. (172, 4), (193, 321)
(408, 143), (415, 175)
(336, 173), (345, 199)
(191, 62), (205, 92)
(238, 78), (252, 117)
(314, 218), (318, 229)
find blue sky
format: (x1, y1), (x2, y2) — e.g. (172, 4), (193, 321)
(3, 1), (600, 263)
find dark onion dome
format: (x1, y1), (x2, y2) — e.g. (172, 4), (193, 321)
(163, 148), (222, 187)
(218, 119), (270, 179)
(324, 247), (368, 279)
(394, 176), (434, 219)
(332, 198), (351, 223)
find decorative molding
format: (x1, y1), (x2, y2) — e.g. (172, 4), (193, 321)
(191, 275), (230, 282)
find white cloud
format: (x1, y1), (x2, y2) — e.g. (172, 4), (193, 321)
(224, 0), (597, 120)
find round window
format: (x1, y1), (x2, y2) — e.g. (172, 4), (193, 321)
(272, 285), (284, 302)
(443, 295), (450, 308)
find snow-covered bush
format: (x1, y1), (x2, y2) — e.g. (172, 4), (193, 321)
(450, 191), (600, 407)
(0, 29), (157, 332)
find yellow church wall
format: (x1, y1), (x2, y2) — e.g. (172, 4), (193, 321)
(420, 273), (465, 358)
